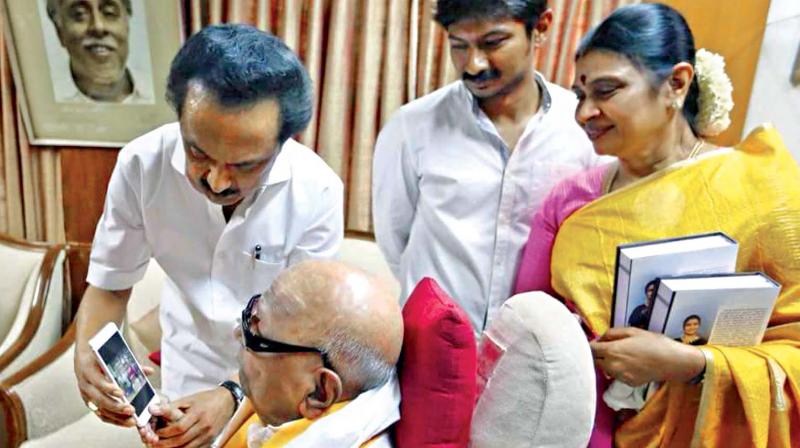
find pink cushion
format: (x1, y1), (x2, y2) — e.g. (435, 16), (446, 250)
(395, 278), (477, 448)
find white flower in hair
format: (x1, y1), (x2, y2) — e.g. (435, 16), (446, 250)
(694, 49), (734, 137)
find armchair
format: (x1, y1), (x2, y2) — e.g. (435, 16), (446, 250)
(0, 234), (67, 380)
(0, 258), (166, 447)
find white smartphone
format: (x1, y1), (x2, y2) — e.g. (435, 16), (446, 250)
(89, 322), (159, 426)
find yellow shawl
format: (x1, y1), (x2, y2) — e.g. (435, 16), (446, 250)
(222, 402), (384, 448)
(550, 126), (800, 447)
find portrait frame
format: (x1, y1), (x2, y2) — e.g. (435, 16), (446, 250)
(0, 0), (183, 147)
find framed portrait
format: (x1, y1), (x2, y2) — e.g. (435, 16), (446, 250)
(1, 0), (182, 147)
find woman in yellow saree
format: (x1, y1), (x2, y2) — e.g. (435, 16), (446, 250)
(514, 4), (800, 447)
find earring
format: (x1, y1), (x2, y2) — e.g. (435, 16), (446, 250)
(534, 33), (546, 47)
(671, 99), (682, 110)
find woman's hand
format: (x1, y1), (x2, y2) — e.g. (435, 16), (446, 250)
(590, 327), (706, 386)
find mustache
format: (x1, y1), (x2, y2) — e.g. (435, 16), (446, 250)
(582, 121), (608, 132)
(201, 178), (239, 197)
(463, 69), (500, 83)
(82, 38), (117, 49)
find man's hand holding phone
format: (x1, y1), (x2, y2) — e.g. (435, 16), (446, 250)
(137, 388), (236, 448)
(82, 322), (159, 428)
(75, 340), (138, 426)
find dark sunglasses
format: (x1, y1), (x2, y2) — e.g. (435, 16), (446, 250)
(241, 294), (334, 370)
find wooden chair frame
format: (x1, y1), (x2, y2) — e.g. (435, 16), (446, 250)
(0, 234), (68, 373)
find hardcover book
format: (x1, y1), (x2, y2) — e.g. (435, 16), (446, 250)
(612, 232), (739, 328)
(647, 272), (780, 347)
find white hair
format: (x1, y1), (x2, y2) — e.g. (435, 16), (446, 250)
(321, 329), (395, 392)
(260, 284), (395, 392)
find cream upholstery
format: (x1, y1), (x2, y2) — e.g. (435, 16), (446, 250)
(0, 245), (42, 340)
(14, 344), (86, 441)
(0, 240), (66, 380)
(339, 237), (399, 297)
(22, 411), (143, 448)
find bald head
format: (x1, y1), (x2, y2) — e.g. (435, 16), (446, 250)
(257, 260), (403, 393)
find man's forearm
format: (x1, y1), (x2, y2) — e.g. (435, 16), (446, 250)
(75, 285), (131, 346)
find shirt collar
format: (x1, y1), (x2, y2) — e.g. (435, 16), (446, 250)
(65, 67), (152, 104)
(170, 135), (292, 187)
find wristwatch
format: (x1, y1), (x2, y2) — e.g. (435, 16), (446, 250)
(219, 380), (244, 411)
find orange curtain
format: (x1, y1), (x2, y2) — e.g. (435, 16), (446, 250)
(0, 19), (65, 243)
(538, 0), (641, 87)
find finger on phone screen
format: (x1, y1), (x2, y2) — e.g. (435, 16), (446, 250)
(85, 382), (133, 414)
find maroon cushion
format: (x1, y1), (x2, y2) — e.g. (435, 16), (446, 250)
(148, 350), (161, 366)
(395, 278), (477, 448)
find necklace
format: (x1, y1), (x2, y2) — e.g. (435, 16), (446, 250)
(604, 138), (707, 194)
(687, 138), (705, 159)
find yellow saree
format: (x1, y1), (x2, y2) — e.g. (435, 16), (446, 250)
(550, 126), (800, 447)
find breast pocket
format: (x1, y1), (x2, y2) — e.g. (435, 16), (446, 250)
(238, 251), (285, 298)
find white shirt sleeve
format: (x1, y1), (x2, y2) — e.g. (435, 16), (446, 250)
(87, 156), (151, 291)
(372, 112), (419, 279)
(286, 177), (344, 265)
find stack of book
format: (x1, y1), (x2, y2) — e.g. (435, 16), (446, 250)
(612, 232), (780, 347)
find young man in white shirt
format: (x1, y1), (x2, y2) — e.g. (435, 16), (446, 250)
(73, 24), (343, 446)
(373, 0), (600, 334)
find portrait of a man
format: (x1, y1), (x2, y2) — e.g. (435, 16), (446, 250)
(628, 279), (659, 329)
(41, 0), (155, 104)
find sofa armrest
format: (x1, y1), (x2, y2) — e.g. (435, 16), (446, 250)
(0, 236), (68, 376)
(0, 246), (67, 378)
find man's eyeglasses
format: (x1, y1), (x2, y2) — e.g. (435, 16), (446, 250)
(240, 294), (334, 370)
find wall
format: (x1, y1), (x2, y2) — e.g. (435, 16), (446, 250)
(61, 148), (118, 242)
(743, 0), (800, 162)
(655, 0), (771, 147)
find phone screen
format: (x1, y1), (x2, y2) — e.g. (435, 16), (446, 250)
(97, 332), (154, 416)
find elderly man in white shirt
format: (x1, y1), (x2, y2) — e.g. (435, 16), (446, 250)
(73, 24), (343, 447)
(373, 0), (600, 334)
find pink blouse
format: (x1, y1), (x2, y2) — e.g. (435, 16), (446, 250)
(513, 163), (614, 448)
(514, 164), (609, 296)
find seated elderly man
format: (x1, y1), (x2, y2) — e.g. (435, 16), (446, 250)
(141, 260), (403, 447)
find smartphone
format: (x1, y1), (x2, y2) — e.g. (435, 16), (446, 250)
(89, 322), (159, 426)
